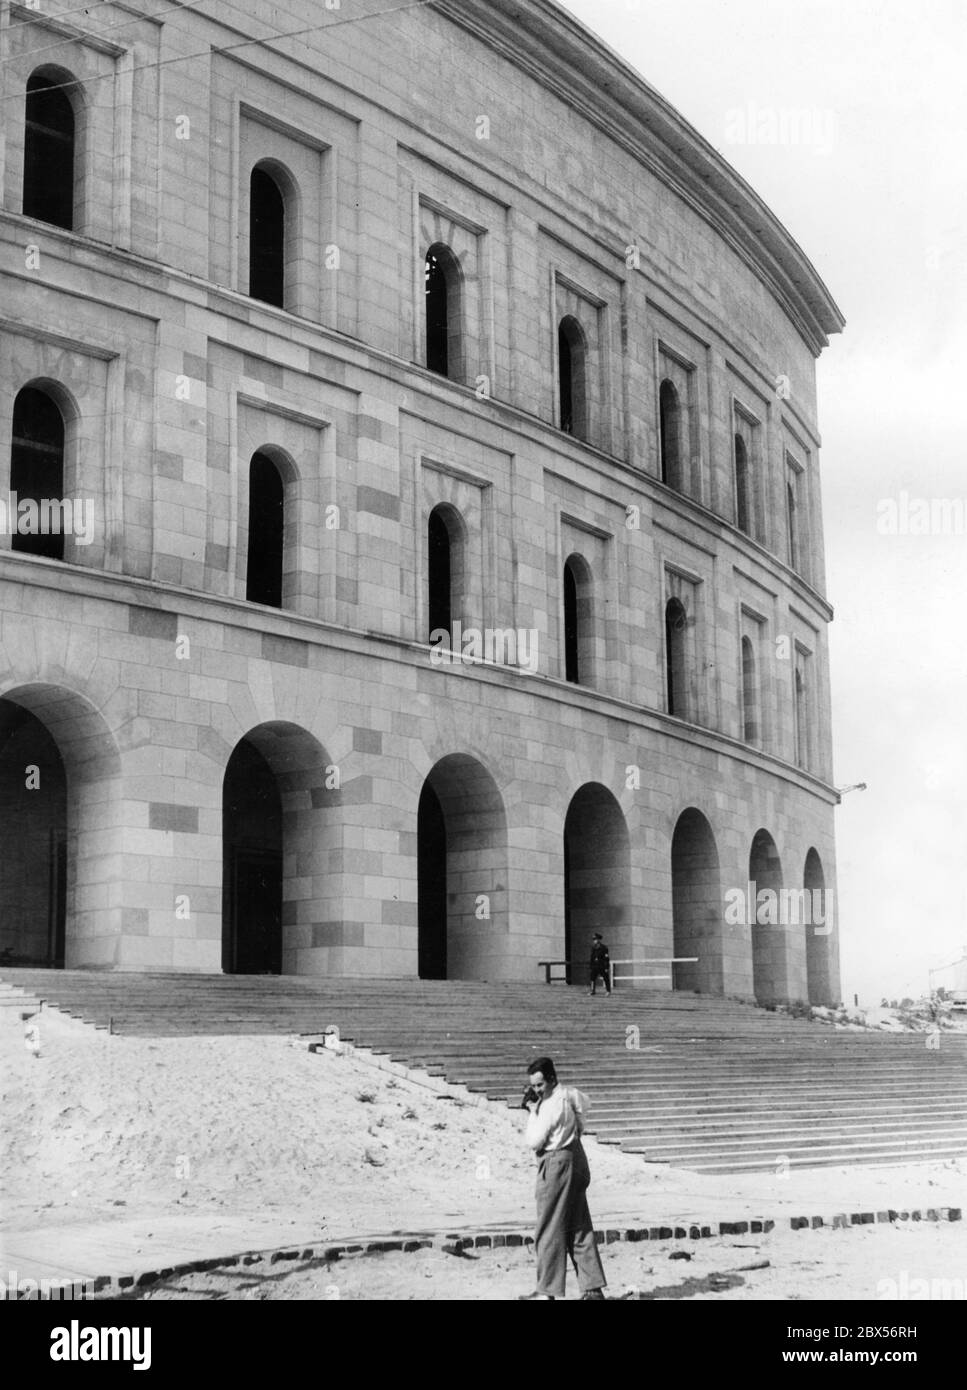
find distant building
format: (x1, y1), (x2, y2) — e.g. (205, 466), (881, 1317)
(0, 0), (843, 1003)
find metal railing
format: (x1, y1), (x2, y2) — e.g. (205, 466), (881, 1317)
(538, 957), (699, 988)
(609, 957), (698, 989)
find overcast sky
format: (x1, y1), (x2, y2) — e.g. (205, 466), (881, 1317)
(559, 0), (967, 1002)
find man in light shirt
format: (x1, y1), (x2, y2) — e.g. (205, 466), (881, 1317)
(518, 1055), (607, 1300)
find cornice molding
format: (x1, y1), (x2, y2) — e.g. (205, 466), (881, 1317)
(430, 0), (845, 356)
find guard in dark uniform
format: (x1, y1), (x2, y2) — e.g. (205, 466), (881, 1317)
(588, 933), (611, 995)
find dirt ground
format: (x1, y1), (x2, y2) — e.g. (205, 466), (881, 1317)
(3, 1005), (965, 1302)
(107, 1221), (967, 1302)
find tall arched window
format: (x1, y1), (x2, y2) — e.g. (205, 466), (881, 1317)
(741, 635), (758, 743)
(249, 165), (286, 307)
(428, 506), (453, 638)
(427, 504), (466, 644)
(246, 451), (284, 607)
(11, 386), (66, 561)
(558, 316), (587, 440)
(787, 479), (799, 571)
(794, 664), (807, 769)
(563, 553), (593, 685)
(425, 245), (462, 380)
(734, 434), (751, 535)
(659, 379), (682, 490)
(23, 69), (76, 230)
(563, 560), (579, 683)
(665, 597), (688, 718)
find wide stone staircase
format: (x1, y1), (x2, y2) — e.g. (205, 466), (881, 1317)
(4, 968), (967, 1174)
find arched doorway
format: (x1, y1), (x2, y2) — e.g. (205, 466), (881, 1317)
(223, 738), (282, 974)
(0, 684), (121, 968)
(804, 848), (832, 1004)
(222, 722), (332, 976)
(563, 784), (630, 987)
(0, 700), (67, 965)
(750, 828), (784, 1005)
(671, 808), (722, 994)
(417, 755), (506, 981)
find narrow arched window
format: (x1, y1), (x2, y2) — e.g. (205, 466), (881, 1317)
(794, 665), (807, 769)
(787, 479), (799, 571)
(249, 165), (286, 307)
(659, 380), (682, 489)
(23, 70), (76, 230)
(665, 598), (688, 717)
(734, 434), (751, 535)
(426, 248), (449, 376)
(558, 317), (587, 440)
(425, 245), (463, 380)
(563, 559), (579, 683)
(246, 451), (284, 607)
(11, 386), (65, 561)
(428, 506), (452, 639)
(741, 635), (757, 743)
(563, 553), (593, 685)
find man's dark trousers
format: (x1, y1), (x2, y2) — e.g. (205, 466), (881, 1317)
(534, 1140), (606, 1297)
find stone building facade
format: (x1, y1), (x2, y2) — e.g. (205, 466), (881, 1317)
(0, 0), (844, 1003)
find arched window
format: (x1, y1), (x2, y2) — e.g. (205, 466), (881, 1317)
(563, 553), (593, 685)
(425, 245), (462, 380)
(249, 165), (286, 307)
(794, 665), (807, 769)
(787, 479), (799, 571)
(427, 504), (466, 644)
(23, 69), (76, 230)
(741, 635), (758, 743)
(563, 560), (579, 683)
(246, 451), (284, 607)
(665, 597), (688, 717)
(734, 434), (751, 535)
(659, 380), (682, 489)
(428, 506), (452, 639)
(11, 386), (66, 561)
(558, 316), (587, 440)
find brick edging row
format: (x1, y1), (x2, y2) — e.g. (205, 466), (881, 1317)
(42, 1204), (961, 1299)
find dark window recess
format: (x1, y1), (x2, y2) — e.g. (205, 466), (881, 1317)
(427, 508), (452, 639)
(246, 451), (284, 607)
(558, 317), (587, 440)
(563, 560), (579, 684)
(249, 167), (285, 307)
(742, 636), (757, 743)
(23, 72), (75, 230)
(734, 435), (751, 535)
(659, 380), (681, 488)
(425, 250), (449, 376)
(665, 598), (687, 717)
(11, 387), (65, 561)
(559, 325), (574, 434)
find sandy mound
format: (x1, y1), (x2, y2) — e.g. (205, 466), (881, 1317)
(3, 1003), (964, 1252)
(0, 1006), (673, 1236)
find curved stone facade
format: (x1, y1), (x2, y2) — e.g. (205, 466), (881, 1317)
(0, 0), (843, 1003)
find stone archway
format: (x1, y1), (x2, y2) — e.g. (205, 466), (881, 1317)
(671, 808), (722, 994)
(222, 721), (334, 976)
(417, 754), (506, 981)
(0, 683), (121, 967)
(563, 784), (630, 987)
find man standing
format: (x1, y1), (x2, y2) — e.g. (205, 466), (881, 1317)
(518, 1055), (607, 1301)
(588, 933), (611, 995)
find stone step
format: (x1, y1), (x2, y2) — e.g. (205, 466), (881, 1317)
(7, 966), (966, 1174)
